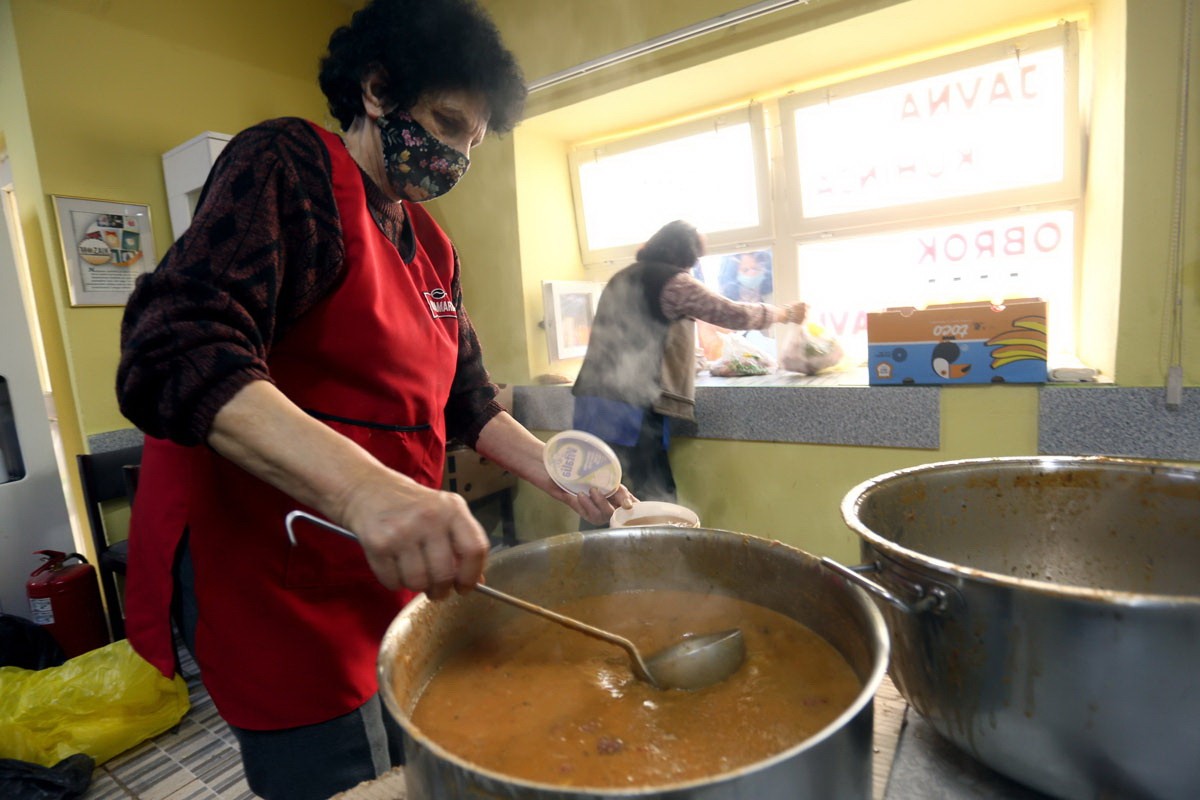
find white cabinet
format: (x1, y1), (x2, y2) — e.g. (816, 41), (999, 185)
(161, 131), (231, 241)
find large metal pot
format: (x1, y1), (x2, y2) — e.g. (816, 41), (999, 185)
(378, 526), (889, 799)
(833, 456), (1200, 800)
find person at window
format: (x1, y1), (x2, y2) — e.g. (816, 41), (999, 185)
(572, 221), (805, 517)
(115, 2), (631, 797)
(719, 250), (774, 302)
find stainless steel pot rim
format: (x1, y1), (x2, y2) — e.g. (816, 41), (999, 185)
(378, 527), (891, 796)
(841, 454), (1200, 606)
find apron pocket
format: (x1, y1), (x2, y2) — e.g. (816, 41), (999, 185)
(283, 532), (375, 589)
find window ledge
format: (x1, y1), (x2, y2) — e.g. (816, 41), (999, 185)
(1038, 386), (1200, 461)
(513, 374), (1200, 457)
(90, 386), (1197, 467)
(513, 372), (940, 449)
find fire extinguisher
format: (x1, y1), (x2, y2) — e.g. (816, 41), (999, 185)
(26, 550), (109, 659)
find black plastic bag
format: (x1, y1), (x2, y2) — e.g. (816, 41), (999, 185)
(0, 614), (65, 670)
(0, 754), (93, 800)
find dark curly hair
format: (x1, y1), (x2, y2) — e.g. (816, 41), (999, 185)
(318, 0), (526, 133)
(637, 220), (706, 269)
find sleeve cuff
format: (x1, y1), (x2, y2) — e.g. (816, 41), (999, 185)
(191, 369), (274, 445)
(454, 400), (505, 449)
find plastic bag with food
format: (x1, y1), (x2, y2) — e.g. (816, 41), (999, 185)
(778, 320), (844, 375)
(709, 333), (776, 377)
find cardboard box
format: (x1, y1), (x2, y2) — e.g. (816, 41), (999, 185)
(867, 299), (1048, 385)
(441, 384), (518, 502)
(442, 445), (517, 502)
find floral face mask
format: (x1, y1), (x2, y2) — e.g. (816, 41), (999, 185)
(376, 109), (470, 202)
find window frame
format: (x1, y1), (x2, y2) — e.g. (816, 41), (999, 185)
(568, 105), (773, 267)
(777, 24), (1082, 237)
(564, 22), (1088, 365)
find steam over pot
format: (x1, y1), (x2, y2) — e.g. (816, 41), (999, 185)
(378, 527), (889, 799)
(838, 456), (1200, 800)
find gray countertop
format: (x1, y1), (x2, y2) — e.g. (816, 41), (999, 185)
(91, 383), (1200, 462)
(511, 378), (1200, 460)
(514, 376), (941, 450)
(1038, 385), (1200, 461)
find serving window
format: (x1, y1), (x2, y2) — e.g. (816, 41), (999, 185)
(567, 23), (1085, 369)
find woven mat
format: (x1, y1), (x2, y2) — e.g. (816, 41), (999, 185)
(336, 674), (907, 800)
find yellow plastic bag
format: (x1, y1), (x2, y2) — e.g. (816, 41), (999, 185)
(0, 639), (190, 767)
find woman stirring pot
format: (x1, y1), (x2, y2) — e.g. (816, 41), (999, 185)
(117, 2), (631, 797)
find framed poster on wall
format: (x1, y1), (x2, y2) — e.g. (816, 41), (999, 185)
(541, 280), (604, 361)
(52, 194), (157, 306)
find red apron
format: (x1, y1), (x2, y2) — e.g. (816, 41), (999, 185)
(125, 122), (460, 730)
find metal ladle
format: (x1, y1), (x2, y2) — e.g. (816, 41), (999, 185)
(284, 510), (746, 691)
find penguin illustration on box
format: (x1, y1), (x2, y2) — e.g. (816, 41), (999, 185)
(932, 340), (971, 379)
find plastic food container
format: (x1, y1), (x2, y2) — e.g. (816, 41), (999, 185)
(610, 500), (700, 528)
(542, 430), (622, 497)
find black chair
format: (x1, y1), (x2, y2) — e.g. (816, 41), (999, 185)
(76, 444), (142, 642)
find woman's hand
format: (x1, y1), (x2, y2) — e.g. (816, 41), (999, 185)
(781, 302), (808, 324)
(208, 380), (489, 601)
(338, 473), (489, 600)
(472, 412), (637, 527)
(566, 484), (636, 527)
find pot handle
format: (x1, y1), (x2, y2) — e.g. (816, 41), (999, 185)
(819, 557), (948, 615)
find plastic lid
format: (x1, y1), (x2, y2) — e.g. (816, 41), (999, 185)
(543, 430), (622, 497)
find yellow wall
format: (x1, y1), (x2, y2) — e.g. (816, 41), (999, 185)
(2, 0), (350, 556)
(1115, 1), (1199, 383)
(424, 138), (531, 383)
(12, 0), (348, 435)
(3, 0), (1196, 562)
(514, 386), (1041, 562)
(512, 126), (593, 381)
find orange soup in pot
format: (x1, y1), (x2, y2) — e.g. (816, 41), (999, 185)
(406, 589), (861, 788)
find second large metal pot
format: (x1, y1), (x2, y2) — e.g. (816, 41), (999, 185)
(836, 456), (1200, 800)
(379, 526), (889, 800)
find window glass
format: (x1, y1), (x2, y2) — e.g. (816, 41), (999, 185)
(693, 248), (775, 304)
(792, 45), (1066, 218)
(798, 209), (1075, 365)
(693, 248), (776, 361)
(567, 25), (1085, 368)
(577, 121), (760, 252)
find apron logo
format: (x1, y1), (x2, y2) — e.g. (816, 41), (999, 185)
(424, 287), (456, 319)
